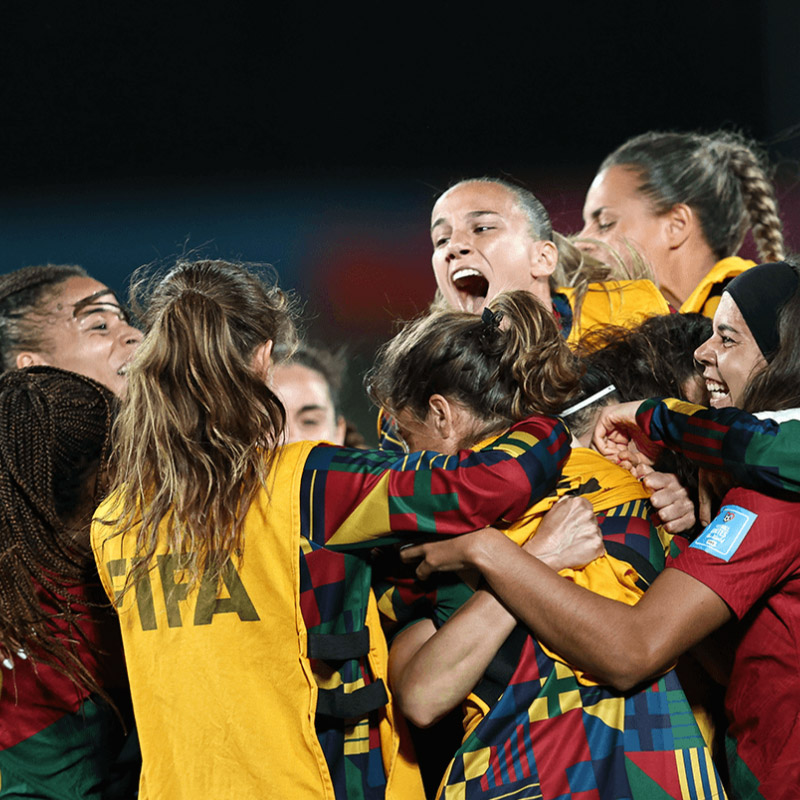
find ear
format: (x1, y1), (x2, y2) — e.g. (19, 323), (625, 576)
(16, 351), (48, 369)
(251, 340), (274, 381)
(664, 203), (693, 249)
(530, 239), (558, 279)
(427, 394), (457, 440)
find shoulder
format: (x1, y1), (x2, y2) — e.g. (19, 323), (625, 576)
(565, 279), (670, 342)
(680, 257), (755, 316)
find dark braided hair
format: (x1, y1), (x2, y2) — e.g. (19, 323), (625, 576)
(0, 264), (88, 371)
(0, 366), (115, 694)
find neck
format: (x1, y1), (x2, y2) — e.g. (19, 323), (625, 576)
(660, 247), (718, 307)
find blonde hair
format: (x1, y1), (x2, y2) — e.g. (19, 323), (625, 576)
(105, 260), (296, 589)
(367, 290), (580, 440)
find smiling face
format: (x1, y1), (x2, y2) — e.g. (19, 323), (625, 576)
(272, 362), (346, 445)
(693, 292), (767, 408)
(579, 166), (669, 278)
(19, 276), (142, 396)
(431, 182), (556, 314)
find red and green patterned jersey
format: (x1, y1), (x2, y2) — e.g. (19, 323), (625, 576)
(297, 414), (571, 800)
(0, 581), (133, 798)
(376, 447), (725, 800)
(636, 398), (800, 495)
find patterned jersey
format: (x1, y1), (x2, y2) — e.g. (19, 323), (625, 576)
(377, 446), (726, 800)
(636, 398), (800, 495)
(0, 581), (134, 799)
(298, 416), (570, 799)
(92, 415), (570, 800)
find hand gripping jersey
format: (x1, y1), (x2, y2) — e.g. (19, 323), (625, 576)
(92, 416), (569, 800)
(377, 445), (725, 800)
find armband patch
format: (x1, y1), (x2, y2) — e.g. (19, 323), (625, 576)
(689, 504), (757, 562)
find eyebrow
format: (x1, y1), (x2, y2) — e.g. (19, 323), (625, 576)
(430, 210), (501, 232)
(72, 290), (121, 317)
(298, 404), (327, 414)
(716, 323), (741, 335)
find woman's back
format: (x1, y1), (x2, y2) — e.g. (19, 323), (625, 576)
(93, 441), (338, 799)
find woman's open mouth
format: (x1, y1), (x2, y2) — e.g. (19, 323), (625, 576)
(705, 378), (731, 408)
(452, 268), (489, 314)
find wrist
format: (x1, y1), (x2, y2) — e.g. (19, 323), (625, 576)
(470, 529), (515, 574)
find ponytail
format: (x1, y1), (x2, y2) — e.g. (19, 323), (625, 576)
(726, 144), (785, 262)
(367, 290), (579, 438)
(601, 130), (785, 263)
(106, 260), (296, 590)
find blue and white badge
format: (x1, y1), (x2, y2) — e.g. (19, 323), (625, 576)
(690, 504), (757, 562)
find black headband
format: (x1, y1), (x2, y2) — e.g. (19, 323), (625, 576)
(724, 261), (799, 359)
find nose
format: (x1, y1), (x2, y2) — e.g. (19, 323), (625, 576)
(445, 235), (472, 262)
(693, 337), (714, 368)
(121, 322), (143, 349)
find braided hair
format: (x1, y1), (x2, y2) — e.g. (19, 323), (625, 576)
(601, 130), (784, 263)
(0, 264), (88, 371)
(0, 366), (115, 694)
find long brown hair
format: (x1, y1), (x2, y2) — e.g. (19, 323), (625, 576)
(104, 260), (296, 589)
(367, 290), (580, 441)
(0, 366), (114, 693)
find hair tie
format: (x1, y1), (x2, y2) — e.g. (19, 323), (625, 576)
(481, 307), (503, 331)
(561, 384), (617, 417)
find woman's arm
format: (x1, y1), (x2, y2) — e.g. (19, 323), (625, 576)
(389, 498), (604, 727)
(401, 531), (732, 692)
(303, 415), (571, 549)
(595, 398), (800, 495)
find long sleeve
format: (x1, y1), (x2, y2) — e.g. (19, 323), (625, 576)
(300, 415), (571, 548)
(636, 397), (800, 494)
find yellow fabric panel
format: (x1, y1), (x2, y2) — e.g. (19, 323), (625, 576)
(661, 397), (706, 416)
(91, 441), (335, 800)
(462, 692), (492, 739)
(443, 779), (466, 800)
(325, 469), (395, 548)
(679, 256), (755, 318)
(582, 695), (626, 732)
(462, 747), (491, 782)
(559, 279), (670, 347)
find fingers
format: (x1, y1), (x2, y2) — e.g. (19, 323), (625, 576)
(642, 472), (697, 534)
(399, 544), (425, 563)
(592, 401), (641, 457)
